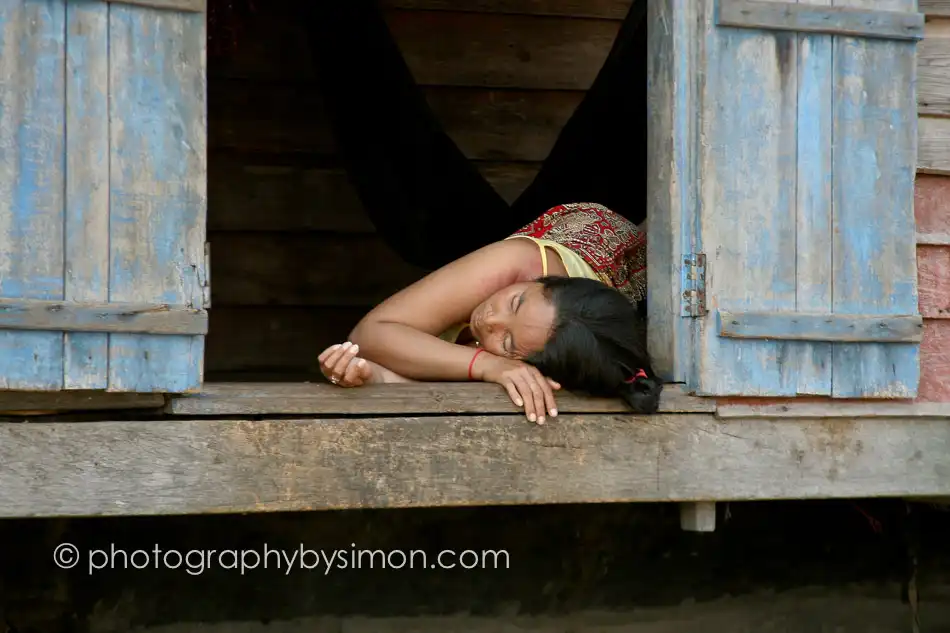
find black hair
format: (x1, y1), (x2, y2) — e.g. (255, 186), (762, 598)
(525, 276), (662, 414)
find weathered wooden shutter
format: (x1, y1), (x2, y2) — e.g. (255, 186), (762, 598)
(0, 0), (207, 392)
(652, 0), (923, 398)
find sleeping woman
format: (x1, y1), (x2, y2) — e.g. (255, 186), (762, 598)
(317, 202), (662, 424)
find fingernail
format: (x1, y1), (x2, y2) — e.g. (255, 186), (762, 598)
(515, 399), (523, 407)
(349, 344), (359, 354)
(537, 416), (545, 424)
(528, 413), (536, 422)
(342, 341), (352, 349)
(550, 408), (557, 417)
(358, 359), (366, 367)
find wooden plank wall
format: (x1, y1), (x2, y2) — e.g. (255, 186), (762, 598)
(205, 0), (950, 398)
(909, 12), (949, 402)
(204, 0), (632, 380)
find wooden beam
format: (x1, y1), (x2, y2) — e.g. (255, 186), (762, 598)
(209, 80), (582, 163)
(717, 401), (950, 419)
(918, 37), (950, 118)
(0, 391), (164, 414)
(0, 298), (207, 335)
(213, 9), (619, 88)
(920, 0), (950, 17)
(380, 0), (634, 19)
(919, 116), (950, 175)
(915, 175), (950, 236)
(102, 0), (205, 12)
(166, 382), (715, 416)
(918, 232), (950, 246)
(209, 233), (428, 307)
(921, 319), (950, 400)
(680, 502), (717, 532)
(3, 413), (950, 518)
(715, 0), (925, 41)
(717, 311), (924, 343)
(208, 155), (540, 232)
(918, 245), (950, 318)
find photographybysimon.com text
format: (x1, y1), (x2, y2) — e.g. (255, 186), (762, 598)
(53, 542), (510, 576)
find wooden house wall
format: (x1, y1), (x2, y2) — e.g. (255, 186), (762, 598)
(204, 0), (633, 381)
(204, 0), (950, 399)
(915, 3), (950, 402)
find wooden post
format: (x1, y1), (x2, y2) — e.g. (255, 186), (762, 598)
(680, 502), (716, 532)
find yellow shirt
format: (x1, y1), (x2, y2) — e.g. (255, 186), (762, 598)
(440, 236), (600, 344)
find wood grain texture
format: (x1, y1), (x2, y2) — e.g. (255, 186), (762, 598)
(0, 0), (67, 390)
(920, 0), (950, 17)
(386, 9), (619, 89)
(716, 0), (924, 41)
(210, 234), (428, 307)
(918, 36), (950, 116)
(3, 412), (950, 517)
(210, 80), (581, 163)
(65, 0), (109, 389)
(105, 0), (205, 11)
(208, 157), (375, 233)
(918, 116), (950, 174)
(167, 382), (714, 416)
(718, 311), (924, 343)
(108, 4), (206, 391)
(0, 298), (208, 334)
(918, 232), (950, 245)
(646, 0), (679, 382)
(717, 401), (950, 418)
(208, 155), (540, 232)
(380, 0), (634, 19)
(796, 0), (835, 394)
(697, 0), (807, 396)
(212, 8), (619, 90)
(915, 174), (950, 235)
(0, 390), (163, 413)
(205, 307), (368, 377)
(918, 245), (950, 318)
(920, 318), (950, 401)
(831, 0), (919, 398)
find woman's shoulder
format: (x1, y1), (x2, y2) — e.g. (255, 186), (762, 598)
(484, 235), (547, 281)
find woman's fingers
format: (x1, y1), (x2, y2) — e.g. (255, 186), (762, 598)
(318, 344), (341, 364)
(328, 343), (360, 383)
(321, 343), (348, 371)
(342, 356), (365, 386)
(357, 358), (375, 383)
(525, 373), (549, 424)
(532, 370), (558, 419)
(501, 379), (525, 412)
(511, 374), (544, 424)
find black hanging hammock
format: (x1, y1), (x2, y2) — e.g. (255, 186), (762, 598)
(300, 0), (648, 271)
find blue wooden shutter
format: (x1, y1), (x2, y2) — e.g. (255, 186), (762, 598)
(0, 0), (207, 393)
(671, 0), (923, 398)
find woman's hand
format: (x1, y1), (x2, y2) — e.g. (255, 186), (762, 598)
(474, 352), (560, 425)
(318, 342), (376, 387)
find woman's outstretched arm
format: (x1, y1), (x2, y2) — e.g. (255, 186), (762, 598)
(346, 239), (537, 381)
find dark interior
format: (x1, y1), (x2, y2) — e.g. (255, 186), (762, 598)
(203, 0), (647, 383)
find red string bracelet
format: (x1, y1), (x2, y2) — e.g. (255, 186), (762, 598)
(468, 348), (485, 380)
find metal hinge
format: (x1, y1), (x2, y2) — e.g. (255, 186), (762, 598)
(199, 242), (211, 309)
(681, 253), (706, 317)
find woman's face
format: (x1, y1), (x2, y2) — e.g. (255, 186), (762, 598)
(469, 281), (556, 359)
